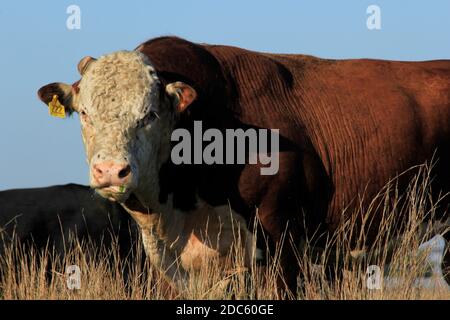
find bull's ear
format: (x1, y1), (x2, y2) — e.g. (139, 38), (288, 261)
(37, 82), (77, 116)
(165, 82), (197, 113)
(78, 56), (96, 76)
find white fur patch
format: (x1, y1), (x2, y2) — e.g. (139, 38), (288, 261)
(79, 51), (159, 121)
(75, 50), (169, 195)
(78, 51), (161, 165)
(123, 196), (260, 286)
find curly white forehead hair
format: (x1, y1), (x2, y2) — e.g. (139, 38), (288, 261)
(78, 50), (160, 121)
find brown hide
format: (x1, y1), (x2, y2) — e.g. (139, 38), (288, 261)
(138, 37), (450, 232)
(137, 38), (450, 290)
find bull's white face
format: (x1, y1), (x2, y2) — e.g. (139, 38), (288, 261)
(38, 51), (197, 209)
(78, 51), (168, 205)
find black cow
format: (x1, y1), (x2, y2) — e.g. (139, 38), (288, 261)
(0, 183), (142, 278)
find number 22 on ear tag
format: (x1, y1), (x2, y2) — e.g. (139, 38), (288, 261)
(48, 95), (66, 118)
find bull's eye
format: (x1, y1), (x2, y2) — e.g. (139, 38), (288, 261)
(80, 110), (88, 120)
(79, 110), (92, 126)
(137, 111), (158, 128)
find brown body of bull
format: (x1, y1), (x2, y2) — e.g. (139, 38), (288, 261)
(136, 37), (450, 286)
(39, 36), (450, 294)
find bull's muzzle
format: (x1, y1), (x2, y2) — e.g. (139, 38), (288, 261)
(91, 160), (132, 188)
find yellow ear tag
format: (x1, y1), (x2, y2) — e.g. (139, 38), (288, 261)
(48, 95), (66, 118)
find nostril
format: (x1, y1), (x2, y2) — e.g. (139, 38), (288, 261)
(118, 165), (131, 179)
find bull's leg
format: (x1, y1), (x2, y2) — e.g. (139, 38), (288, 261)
(255, 187), (305, 296)
(139, 226), (189, 289)
(257, 209), (301, 298)
(122, 206), (190, 291)
(279, 231), (302, 298)
(271, 226), (302, 298)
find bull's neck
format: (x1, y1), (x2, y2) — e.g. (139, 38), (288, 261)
(122, 195), (190, 286)
(124, 194), (187, 251)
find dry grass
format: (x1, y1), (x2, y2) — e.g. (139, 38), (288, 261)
(0, 163), (449, 300)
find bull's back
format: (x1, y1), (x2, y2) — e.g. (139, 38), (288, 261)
(207, 44), (450, 230)
(297, 58), (450, 226)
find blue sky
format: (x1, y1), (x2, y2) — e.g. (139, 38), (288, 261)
(0, 0), (449, 190)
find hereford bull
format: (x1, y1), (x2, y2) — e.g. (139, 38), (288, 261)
(37, 36), (450, 294)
